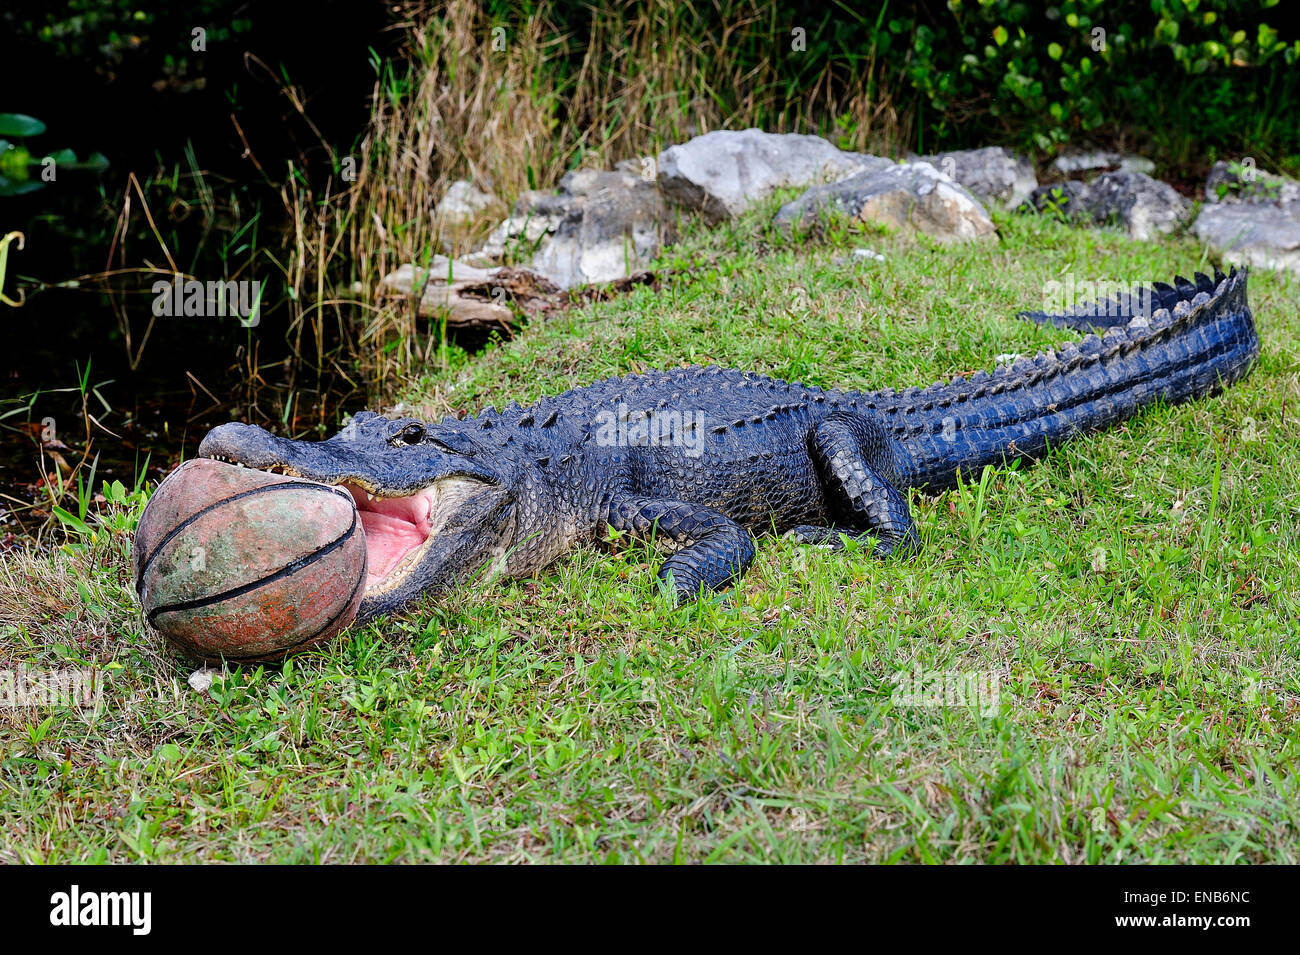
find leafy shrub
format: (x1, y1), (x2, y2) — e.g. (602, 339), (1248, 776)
(891, 0), (1299, 161)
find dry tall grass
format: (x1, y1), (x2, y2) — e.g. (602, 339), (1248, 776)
(291, 0), (904, 395)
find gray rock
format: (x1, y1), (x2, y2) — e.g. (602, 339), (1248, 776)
(434, 180), (504, 255)
(657, 128), (889, 224)
(435, 180), (499, 224)
(773, 161), (996, 243)
(1193, 201), (1300, 274)
(1204, 160), (1300, 205)
(911, 146), (1037, 208)
(470, 207), (563, 267)
(188, 667), (223, 694)
(1119, 155), (1157, 176)
(1023, 171), (1191, 240)
(470, 168), (671, 288)
(1052, 150), (1120, 174)
(1051, 150), (1155, 176)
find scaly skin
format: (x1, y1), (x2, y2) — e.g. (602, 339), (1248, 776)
(198, 268), (1259, 621)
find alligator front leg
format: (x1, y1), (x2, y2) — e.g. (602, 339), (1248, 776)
(604, 496), (757, 604)
(786, 412), (920, 557)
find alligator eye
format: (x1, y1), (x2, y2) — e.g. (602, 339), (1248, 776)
(398, 424), (425, 445)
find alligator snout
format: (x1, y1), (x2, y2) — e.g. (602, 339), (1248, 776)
(198, 422), (292, 470)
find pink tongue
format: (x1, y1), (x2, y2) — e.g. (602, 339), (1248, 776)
(359, 511), (427, 585)
(346, 486), (432, 587)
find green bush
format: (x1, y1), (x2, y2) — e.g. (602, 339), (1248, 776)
(892, 0), (1299, 163)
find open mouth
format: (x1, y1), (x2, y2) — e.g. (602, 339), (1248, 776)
(200, 453), (473, 596)
(342, 482), (436, 593)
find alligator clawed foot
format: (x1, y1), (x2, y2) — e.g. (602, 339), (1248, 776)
(785, 524), (921, 560)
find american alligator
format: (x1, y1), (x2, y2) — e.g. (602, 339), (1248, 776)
(199, 268), (1259, 622)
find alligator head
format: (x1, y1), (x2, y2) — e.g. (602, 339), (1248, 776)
(197, 412), (521, 621)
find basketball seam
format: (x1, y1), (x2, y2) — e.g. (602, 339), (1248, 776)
(136, 479), (354, 596)
(146, 507), (358, 626)
(167, 565), (368, 663)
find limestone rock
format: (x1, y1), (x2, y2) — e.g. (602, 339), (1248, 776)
(1204, 160), (1300, 205)
(773, 161), (996, 243)
(1193, 201), (1300, 274)
(1023, 171), (1191, 240)
(657, 128), (889, 224)
(470, 169), (670, 288)
(911, 146), (1037, 209)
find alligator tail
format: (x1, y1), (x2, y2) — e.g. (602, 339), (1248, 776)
(892, 268), (1260, 491)
(1018, 270), (1234, 333)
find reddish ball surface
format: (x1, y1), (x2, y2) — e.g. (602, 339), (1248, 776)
(133, 458), (367, 663)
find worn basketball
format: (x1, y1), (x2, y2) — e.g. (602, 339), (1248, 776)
(133, 458), (367, 664)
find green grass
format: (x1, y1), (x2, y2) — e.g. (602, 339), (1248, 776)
(3, 203), (1298, 863)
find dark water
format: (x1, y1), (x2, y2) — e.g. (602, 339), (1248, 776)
(0, 1), (396, 543)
